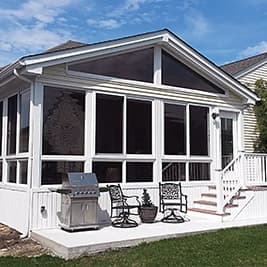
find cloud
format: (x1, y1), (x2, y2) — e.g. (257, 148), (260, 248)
(0, 25), (72, 53)
(0, 0), (72, 24)
(184, 10), (210, 37)
(87, 18), (122, 29)
(240, 41), (267, 58)
(110, 0), (158, 17)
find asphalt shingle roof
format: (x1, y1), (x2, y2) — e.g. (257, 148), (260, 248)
(45, 40), (88, 53)
(221, 52), (267, 76)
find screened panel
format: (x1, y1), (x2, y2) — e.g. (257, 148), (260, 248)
(43, 86), (85, 155)
(19, 91), (30, 153)
(41, 161), (84, 185)
(7, 161), (17, 183)
(19, 161), (28, 185)
(96, 94), (123, 153)
(189, 162), (210, 181)
(93, 162), (122, 183)
(69, 48), (154, 83)
(7, 95), (17, 155)
(162, 50), (225, 94)
(127, 99), (152, 154)
(0, 102), (3, 155)
(190, 106), (209, 156)
(126, 162), (153, 183)
(162, 162), (186, 181)
(164, 104), (186, 155)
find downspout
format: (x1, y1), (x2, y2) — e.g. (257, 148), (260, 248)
(13, 68), (34, 238)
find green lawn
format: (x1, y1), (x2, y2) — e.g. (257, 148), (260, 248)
(1, 224), (267, 267)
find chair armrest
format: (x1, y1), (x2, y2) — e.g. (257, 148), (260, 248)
(181, 193), (187, 201)
(123, 195), (141, 206)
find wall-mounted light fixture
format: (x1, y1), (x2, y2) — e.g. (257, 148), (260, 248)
(212, 112), (219, 120)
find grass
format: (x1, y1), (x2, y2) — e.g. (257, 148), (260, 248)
(1, 224), (267, 267)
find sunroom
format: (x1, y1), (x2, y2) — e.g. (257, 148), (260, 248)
(0, 29), (259, 235)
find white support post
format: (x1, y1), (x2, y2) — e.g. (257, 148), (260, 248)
(240, 153), (246, 188)
(237, 110), (244, 153)
(84, 91), (93, 172)
(154, 99), (162, 184)
(31, 81), (43, 188)
(153, 46), (162, 85)
(216, 169), (224, 214)
(2, 99), (8, 183)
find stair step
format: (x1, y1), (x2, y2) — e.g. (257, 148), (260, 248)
(201, 193), (216, 198)
(208, 185), (216, 190)
(232, 195), (246, 200)
(225, 203), (238, 208)
(188, 208), (230, 216)
(193, 200), (217, 206)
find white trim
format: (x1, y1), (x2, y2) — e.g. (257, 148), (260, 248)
(67, 69), (228, 99)
(153, 46), (162, 84)
(31, 82), (43, 188)
(2, 99), (7, 184)
(16, 94), (20, 157)
(41, 155), (85, 161)
(84, 91), (92, 172)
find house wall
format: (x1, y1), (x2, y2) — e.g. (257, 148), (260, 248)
(238, 63), (267, 152)
(31, 184), (208, 230)
(28, 63), (247, 230)
(0, 187), (30, 235)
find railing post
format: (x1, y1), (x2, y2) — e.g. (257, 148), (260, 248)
(215, 169), (224, 214)
(240, 153), (246, 188)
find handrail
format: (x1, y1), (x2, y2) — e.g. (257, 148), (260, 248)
(216, 153), (243, 213)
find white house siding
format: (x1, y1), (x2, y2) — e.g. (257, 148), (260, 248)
(0, 187), (30, 235)
(238, 63), (267, 152)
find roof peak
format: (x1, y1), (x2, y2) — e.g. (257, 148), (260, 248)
(45, 40), (88, 53)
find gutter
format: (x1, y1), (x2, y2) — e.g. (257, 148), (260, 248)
(13, 68), (34, 239)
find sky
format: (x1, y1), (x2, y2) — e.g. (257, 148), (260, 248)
(0, 0), (267, 67)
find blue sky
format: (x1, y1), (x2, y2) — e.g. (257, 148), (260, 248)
(0, 0), (267, 67)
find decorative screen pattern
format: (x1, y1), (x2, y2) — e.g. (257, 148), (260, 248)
(43, 86), (85, 155)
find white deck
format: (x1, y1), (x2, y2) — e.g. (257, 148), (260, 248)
(31, 214), (267, 259)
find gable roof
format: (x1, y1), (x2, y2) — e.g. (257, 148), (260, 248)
(0, 28), (259, 104)
(221, 52), (267, 77)
(45, 40), (88, 53)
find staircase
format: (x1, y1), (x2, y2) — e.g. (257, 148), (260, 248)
(189, 153), (254, 221)
(188, 185), (250, 221)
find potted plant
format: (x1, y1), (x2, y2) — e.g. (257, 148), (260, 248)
(139, 189), (158, 223)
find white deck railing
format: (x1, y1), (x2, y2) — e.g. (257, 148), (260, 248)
(216, 152), (267, 213)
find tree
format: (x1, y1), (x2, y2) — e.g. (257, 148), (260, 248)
(254, 79), (267, 152)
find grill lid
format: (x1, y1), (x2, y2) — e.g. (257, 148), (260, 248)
(63, 172), (99, 187)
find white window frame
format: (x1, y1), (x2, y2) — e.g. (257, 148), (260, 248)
(92, 91), (155, 186)
(4, 89), (31, 186)
(162, 100), (213, 183)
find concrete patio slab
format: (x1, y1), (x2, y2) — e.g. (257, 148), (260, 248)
(31, 215), (267, 259)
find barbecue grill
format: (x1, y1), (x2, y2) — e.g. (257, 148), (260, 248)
(50, 172), (100, 231)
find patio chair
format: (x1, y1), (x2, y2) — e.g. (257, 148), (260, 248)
(107, 184), (141, 228)
(159, 182), (188, 223)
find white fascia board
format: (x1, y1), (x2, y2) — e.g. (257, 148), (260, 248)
(20, 32), (167, 67)
(166, 34), (259, 103)
(235, 58), (267, 79)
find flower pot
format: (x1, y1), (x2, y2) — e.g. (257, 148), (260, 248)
(139, 206), (158, 223)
